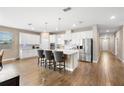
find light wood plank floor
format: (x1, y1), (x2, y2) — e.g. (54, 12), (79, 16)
(3, 52), (124, 86)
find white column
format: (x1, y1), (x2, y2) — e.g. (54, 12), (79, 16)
(92, 25), (100, 63)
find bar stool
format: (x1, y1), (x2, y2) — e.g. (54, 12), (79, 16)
(44, 50), (55, 70)
(53, 51), (65, 72)
(0, 50), (4, 70)
(37, 50), (45, 66)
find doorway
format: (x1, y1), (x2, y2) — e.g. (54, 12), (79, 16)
(100, 38), (110, 52)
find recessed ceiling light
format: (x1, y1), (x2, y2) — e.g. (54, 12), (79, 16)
(110, 16), (116, 20)
(106, 30), (110, 32)
(72, 24), (76, 27)
(31, 27), (34, 30)
(56, 28), (58, 31)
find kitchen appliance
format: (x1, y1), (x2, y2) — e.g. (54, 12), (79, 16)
(79, 38), (93, 62)
(50, 43), (55, 50)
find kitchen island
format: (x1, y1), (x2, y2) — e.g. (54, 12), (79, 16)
(56, 49), (79, 72)
(20, 48), (79, 72)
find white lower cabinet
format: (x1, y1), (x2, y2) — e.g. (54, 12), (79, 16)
(20, 49), (38, 59)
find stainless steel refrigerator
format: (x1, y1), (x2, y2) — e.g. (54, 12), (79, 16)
(79, 38), (93, 62)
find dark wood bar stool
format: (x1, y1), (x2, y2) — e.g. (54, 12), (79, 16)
(37, 50), (45, 66)
(44, 50), (55, 70)
(0, 50), (4, 71)
(53, 51), (65, 72)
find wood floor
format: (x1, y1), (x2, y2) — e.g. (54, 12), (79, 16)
(3, 52), (124, 86)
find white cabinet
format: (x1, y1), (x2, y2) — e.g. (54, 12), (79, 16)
(71, 32), (81, 45)
(50, 34), (64, 44)
(71, 31), (93, 45)
(50, 34), (56, 43)
(20, 49), (38, 59)
(64, 30), (72, 40)
(19, 32), (40, 59)
(20, 32), (40, 45)
(56, 34), (64, 44)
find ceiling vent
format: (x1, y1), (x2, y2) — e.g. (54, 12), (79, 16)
(63, 7), (71, 12)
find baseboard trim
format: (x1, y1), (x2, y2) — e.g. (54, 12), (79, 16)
(93, 60), (98, 63)
(20, 56), (37, 59)
(116, 56), (123, 62)
(3, 58), (18, 62)
(109, 52), (124, 63)
(65, 67), (74, 72)
(93, 54), (100, 63)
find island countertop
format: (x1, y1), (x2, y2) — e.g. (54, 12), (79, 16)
(53, 49), (79, 55)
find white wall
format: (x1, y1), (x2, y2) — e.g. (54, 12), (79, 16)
(109, 34), (115, 54)
(115, 26), (124, 62)
(115, 29), (123, 61)
(100, 38), (110, 51)
(100, 34), (115, 53)
(110, 25), (124, 62)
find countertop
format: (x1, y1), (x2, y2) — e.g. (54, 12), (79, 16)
(0, 66), (19, 83)
(55, 49), (79, 55)
(20, 48), (79, 55)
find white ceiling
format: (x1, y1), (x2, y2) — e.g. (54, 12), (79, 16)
(0, 7), (124, 34)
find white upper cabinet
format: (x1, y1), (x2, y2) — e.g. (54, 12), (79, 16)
(50, 34), (64, 45)
(57, 34), (64, 44)
(50, 34), (56, 43)
(20, 32), (40, 44)
(71, 30), (93, 45)
(64, 30), (72, 40)
(81, 31), (93, 38)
